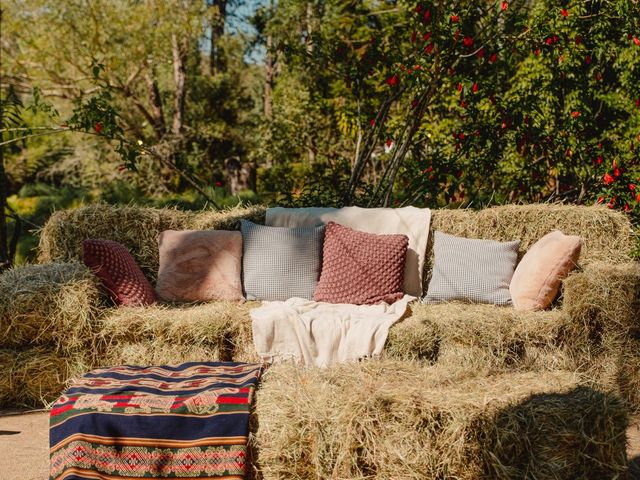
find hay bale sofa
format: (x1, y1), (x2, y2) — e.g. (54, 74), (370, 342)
(1, 203), (639, 478)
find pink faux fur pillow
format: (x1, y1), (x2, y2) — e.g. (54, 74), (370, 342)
(156, 230), (243, 302)
(509, 230), (582, 311)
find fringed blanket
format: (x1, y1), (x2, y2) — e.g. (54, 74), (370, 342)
(50, 362), (263, 480)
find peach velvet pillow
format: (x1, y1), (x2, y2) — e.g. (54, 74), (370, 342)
(510, 230), (582, 311)
(156, 230), (243, 302)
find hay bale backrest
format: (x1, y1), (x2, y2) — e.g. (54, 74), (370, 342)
(38, 203), (631, 283)
(38, 204), (267, 281)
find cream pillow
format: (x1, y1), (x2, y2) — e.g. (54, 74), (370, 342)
(510, 230), (582, 311)
(156, 230), (243, 302)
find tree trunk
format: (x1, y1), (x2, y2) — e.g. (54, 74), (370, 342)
(172, 33), (187, 136)
(145, 70), (166, 139)
(305, 2), (314, 54)
(264, 32), (273, 119)
(0, 126), (9, 271)
(209, 0), (227, 75)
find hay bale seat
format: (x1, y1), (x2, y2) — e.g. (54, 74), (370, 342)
(251, 360), (628, 479)
(0, 202), (637, 413)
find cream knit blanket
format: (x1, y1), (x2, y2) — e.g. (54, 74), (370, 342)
(251, 295), (414, 368)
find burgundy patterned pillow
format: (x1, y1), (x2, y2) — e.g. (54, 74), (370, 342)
(82, 239), (156, 306)
(313, 222), (408, 305)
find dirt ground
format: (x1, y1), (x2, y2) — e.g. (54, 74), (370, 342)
(2, 410), (640, 479)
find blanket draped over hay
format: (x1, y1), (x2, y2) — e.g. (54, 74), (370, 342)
(250, 295), (414, 367)
(50, 361), (262, 480)
(251, 360), (628, 480)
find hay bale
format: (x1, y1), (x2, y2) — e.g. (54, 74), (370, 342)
(563, 261), (640, 345)
(387, 303), (577, 372)
(585, 338), (640, 415)
(189, 204), (266, 230)
(38, 204), (193, 280)
(428, 204), (632, 266)
(98, 301), (255, 366)
(0, 262), (104, 353)
(38, 204), (267, 281)
(252, 361), (627, 479)
(0, 347), (89, 408)
(384, 309), (440, 362)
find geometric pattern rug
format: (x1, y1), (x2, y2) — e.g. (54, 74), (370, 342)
(50, 362), (263, 479)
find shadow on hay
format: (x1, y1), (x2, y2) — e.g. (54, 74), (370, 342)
(483, 387), (628, 480)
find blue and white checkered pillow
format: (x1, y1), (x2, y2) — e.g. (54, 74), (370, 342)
(241, 220), (325, 301)
(424, 231), (519, 305)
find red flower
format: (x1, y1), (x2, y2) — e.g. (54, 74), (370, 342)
(460, 101), (467, 108)
(415, 4), (423, 13)
(624, 203), (631, 213)
(458, 132), (465, 140)
(454, 29), (461, 42)
(571, 111), (580, 118)
(456, 82), (463, 92)
(423, 31), (431, 41)
(633, 37), (640, 46)
(636, 193), (640, 203)
(385, 138), (393, 147)
(424, 43), (434, 54)
(575, 36), (582, 45)
(603, 172), (615, 185)
(585, 55), (592, 65)
(411, 31), (417, 43)
(450, 14), (459, 23)
(534, 48), (541, 56)
(472, 82), (479, 93)
(560, 8), (568, 17)
(215, 181), (223, 187)
(489, 53), (498, 63)
(630, 184), (636, 191)
(608, 201), (615, 209)
(94, 122), (103, 133)
(595, 71), (602, 81)
(423, 10), (431, 23)
(463, 36), (474, 47)
(501, 1), (508, 11)
(614, 168), (621, 177)
(386, 75), (399, 86)
(545, 37), (554, 45)
(635, 98), (640, 108)
(476, 48), (486, 58)
(597, 155), (603, 165)
(597, 196), (604, 204)
(369, 119), (376, 126)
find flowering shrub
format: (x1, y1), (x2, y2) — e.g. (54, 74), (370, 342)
(318, 0), (640, 218)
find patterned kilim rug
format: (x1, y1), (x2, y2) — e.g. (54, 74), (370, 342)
(49, 361), (263, 480)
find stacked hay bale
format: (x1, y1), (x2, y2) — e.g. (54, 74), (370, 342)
(251, 360), (628, 479)
(97, 301), (258, 366)
(0, 262), (102, 407)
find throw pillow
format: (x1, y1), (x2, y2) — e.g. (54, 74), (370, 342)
(509, 230), (582, 311)
(156, 229), (243, 302)
(266, 206), (432, 297)
(82, 239), (156, 306)
(424, 232), (519, 305)
(240, 220), (325, 301)
(313, 222), (408, 305)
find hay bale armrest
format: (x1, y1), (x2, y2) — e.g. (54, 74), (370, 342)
(251, 360), (628, 480)
(563, 261), (640, 346)
(0, 262), (107, 354)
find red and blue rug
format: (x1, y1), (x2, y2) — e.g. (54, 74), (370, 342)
(50, 361), (263, 480)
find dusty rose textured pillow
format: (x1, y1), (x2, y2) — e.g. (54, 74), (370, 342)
(510, 230), (582, 311)
(82, 239), (156, 306)
(313, 222), (408, 305)
(156, 229), (243, 302)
